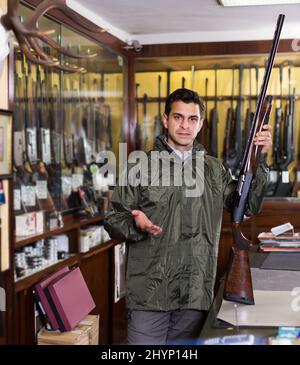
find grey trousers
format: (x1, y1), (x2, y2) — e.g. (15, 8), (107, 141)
(127, 309), (207, 345)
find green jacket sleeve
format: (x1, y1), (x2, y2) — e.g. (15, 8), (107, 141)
(103, 183), (147, 242)
(222, 154), (269, 215)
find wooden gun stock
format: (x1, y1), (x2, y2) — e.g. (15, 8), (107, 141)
(224, 223), (254, 304)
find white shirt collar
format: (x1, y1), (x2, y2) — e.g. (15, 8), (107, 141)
(165, 138), (192, 161)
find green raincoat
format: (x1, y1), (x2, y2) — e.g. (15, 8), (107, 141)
(104, 135), (268, 311)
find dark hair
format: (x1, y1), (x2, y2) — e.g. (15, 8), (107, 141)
(164, 88), (205, 118)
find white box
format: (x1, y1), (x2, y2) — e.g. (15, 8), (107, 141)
(55, 234), (69, 253)
(16, 213), (36, 237)
(80, 232), (91, 253)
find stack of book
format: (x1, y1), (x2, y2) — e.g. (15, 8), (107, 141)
(258, 223), (300, 252)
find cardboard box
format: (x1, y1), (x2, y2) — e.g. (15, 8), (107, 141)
(37, 314), (99, 345)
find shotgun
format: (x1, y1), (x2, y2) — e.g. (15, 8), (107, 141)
(244, 66), (253, 151)
(33, 62), (56, 214)
(223, 67), (235, 170)
(265, 63), (284, 196)
(60, 59), (75, 211)
(232, 64), (244, 177)
(181, 77), (186, 89)
(135, 83), (142, 150)
(197, 78), (209, 150)
(223, 14), (285, 305)
(274, 62), (295, 197)
(141, 93), (149, 151)
(98, 72), (112, 151)
(292, 109), (300, 197)
(209, 65), (219, 158)
(13, 52), (37, 215)
(153, 75), (163, 144)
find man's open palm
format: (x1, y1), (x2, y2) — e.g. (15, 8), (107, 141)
(131, 210), (162, 236)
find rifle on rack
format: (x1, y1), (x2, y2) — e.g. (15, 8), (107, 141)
(153, 75), (163, 144)
(32, 62), (57, 214)
(141, 93), (149, 151)
(83, 71), (99, 212)
(99, 72), (112, 151)
(166, 69), (171, 96)
(265, 63), (284, 196)
(135, 83), (142, 150)
(292, 105), (300, 197)
(223, 14), (284, 305)
(233, 64), (244, 177)
(76, 65), (98, 216)
(13, 51), (38, 215)
(181, 77), (186, 89)
(60, 55), (76, 211)
(223, 67), (236, 170)
(50, 74), (70, 212)
(244, 66), (254, 150)
(274, 62), (295, 197)
(18, 52), (43, 213)
(197, 78), (209, 150)
(209, 65), (219, 158)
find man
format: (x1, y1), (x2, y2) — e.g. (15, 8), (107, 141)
(104, 88), (272, 345)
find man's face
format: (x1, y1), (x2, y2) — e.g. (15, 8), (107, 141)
(162, 101), (203, 150)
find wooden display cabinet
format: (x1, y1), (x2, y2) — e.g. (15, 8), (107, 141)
(1, 0), (133, 345)
(12, 212), (124, 345)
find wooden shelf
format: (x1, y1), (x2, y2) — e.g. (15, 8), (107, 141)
(15, 214), (105, 249)
(14, 239), (122, 293)
(80, 239), (121, 260)
(15, 254), (79, 293)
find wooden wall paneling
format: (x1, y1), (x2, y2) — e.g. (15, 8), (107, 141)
(137, 39), (296, 59)
(67, 228), (80, 254)
(18, 290), (35, 345)
(79, 250), (110, 345)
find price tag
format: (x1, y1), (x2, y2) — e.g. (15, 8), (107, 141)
(282, 171), (290, 183)
(41, 128), (51, 164)
(269, 170), (278, 183)
(84, 138), (93, 165)
(26, 128), (37, 163)
(62, 176), (72, 196)
(21, 185), (36, 207)
(72, 173), (83, 191)
(36, 180), (48, 200)
(14, 189), (21, 211)
(107, 173), (115, 186)
(14, 131), (24, 167)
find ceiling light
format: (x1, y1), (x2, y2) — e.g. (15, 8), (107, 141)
(218, 0), (300, 6)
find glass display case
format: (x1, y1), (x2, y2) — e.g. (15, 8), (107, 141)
(13, 4), (125, 238)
